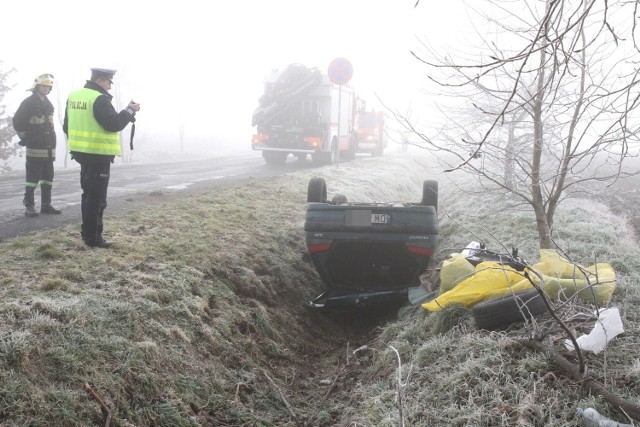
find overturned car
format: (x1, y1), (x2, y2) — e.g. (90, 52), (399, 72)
(304, 177), (439, 308)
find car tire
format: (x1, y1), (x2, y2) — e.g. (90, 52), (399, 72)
(421, 180), (438, 211)
(472, 288), (547, 330)
(307, 177), (327, 203)
(331, 194), (348, 205)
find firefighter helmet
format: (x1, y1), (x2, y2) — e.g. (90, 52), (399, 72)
(30, 73), (54, 90)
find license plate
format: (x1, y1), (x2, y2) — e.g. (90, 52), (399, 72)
(371, 213), (390, 224)
(345, 210), (391, 226)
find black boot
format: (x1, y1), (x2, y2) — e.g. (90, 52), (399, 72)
(85, 236), (113, 249)
(93, 223), (112, 248)
(23, 187), (38, 217)
(82, 224), (112, 248)
(40, 185), (61, 214)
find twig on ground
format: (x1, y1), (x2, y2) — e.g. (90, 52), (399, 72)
(263, 369), (296, 419)
(323, 364), (348, 399)
(523, 339), (640, 422)
(308, 343), (352, 427)
(323, 342), (359, 399)
(233, 383), (248, 403)
(523, 269), (586, 374)
(516, 383), (536, 426)
(84, 382), (111, 427)
(389, 345), (405, 427)
(346, 341), (350, 365)
(353, 344), (369, 355)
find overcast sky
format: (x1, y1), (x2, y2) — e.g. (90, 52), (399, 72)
(2, 0), (469, 154)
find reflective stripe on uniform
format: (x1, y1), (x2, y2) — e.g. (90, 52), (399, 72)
(28, 116), (51, 125)
(26, 148), (53, 158)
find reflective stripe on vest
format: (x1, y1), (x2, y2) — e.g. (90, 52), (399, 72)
(67, 88), (121, 156)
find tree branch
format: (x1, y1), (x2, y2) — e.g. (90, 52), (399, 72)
(84, 382), (111, 427)
(263, 369), (296, 420)
(523, 339), (640, 421)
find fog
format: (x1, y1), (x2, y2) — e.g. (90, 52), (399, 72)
(1, 0), (470, 171)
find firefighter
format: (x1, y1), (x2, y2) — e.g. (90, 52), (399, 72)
(63, 68), (140, 248)
(13, 73), (61, 216)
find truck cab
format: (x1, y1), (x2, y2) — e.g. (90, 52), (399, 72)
(251, 64), (356, 165)
(355, 100), (386, 156)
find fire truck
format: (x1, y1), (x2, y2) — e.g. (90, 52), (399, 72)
(251, 64), (356, 165)
(355, 100), (386, 156)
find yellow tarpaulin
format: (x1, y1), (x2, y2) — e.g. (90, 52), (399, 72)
(422, 249), (616, 312)
(529, 249), (616, 304)
(439, 253), (476, 294)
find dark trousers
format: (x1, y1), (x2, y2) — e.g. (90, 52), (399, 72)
(25, 157), (55, 207)
(25, 157), (53, 188)
(25, 157), (54, 186)
(80, 163), (110, 242)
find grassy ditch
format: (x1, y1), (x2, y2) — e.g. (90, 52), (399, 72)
(0, 153), (639, 426)
(0, 155), (435, 426)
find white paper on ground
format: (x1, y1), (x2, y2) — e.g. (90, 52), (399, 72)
(565, 308), (624, 354)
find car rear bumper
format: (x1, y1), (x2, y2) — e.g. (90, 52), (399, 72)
(305, 289), (408, 309)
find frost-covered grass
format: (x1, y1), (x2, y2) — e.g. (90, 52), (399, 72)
(0, 152), (638, 426)
(335, 154), (640, 427)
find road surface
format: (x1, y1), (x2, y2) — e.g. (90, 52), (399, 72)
(0, 153), (317, 241)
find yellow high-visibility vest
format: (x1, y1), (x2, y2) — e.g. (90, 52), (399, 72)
(67, 88), (120, 156)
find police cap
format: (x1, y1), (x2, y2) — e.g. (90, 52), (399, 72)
(90, 68), (117, 83)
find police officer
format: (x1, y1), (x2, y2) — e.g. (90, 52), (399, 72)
(13, 73), (61, 216)
(63, 68), (140, 248)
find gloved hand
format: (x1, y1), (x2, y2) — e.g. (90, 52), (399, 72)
(125, 100), (141, 115)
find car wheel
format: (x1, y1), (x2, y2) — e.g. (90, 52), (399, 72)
(331, 194), (348, 205)
(472, 288), (547, 330)
(307, 177), (327, 203)
(421, 180), (438, 211)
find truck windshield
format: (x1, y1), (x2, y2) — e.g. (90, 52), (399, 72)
(358, 112), (376, 127)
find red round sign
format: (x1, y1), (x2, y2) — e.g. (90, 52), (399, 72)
(328, 57), (353, 85)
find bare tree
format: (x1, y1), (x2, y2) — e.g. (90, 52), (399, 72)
(179, 124), (185, 153)
(0, 63), (19, 173)
(404, 0), (640, 248)
(54, 83), (69, 169)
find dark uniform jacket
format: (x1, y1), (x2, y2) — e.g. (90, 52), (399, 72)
(12, 93), (56, 159)
(63, 81), (135, 164)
